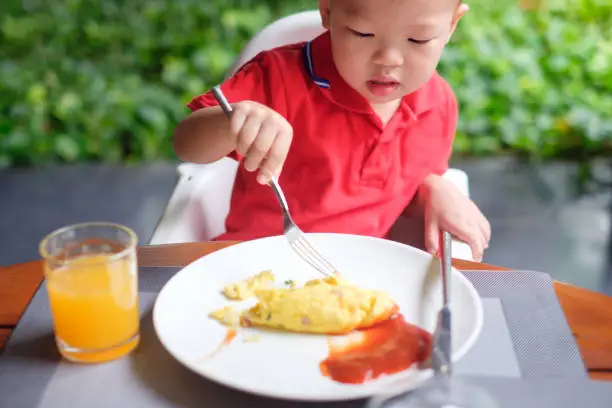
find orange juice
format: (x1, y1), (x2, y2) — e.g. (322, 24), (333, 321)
(45, 253), (139, 363)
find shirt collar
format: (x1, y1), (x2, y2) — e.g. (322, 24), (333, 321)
(304, 31), (442, 117)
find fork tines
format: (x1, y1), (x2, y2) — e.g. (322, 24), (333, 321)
(290, 235), (336, 277)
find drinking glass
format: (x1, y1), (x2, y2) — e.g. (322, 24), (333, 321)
(39, 222), (140, 363)
(367, 376), (499, 408)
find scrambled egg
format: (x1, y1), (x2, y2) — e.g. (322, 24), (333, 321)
(222, 270), (275, 300)
(208, 305), (241, 328)
(241, 333), (262, 343)
(210, 273), (398, 335)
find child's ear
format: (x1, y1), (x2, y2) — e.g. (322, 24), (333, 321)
(318, 0), (332, 29)
(447, 3), (469, 43)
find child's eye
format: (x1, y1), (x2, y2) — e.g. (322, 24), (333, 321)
(348, 28), (374, 38)
(408, 38), (432, 45)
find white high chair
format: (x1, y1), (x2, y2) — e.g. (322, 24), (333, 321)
(149, 10), (474, 261)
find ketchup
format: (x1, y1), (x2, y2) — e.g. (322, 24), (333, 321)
(223, 329), (237, 345)
(320, 315), (432, 384)
(196, 329), (237, 362)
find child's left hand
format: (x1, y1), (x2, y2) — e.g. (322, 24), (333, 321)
(420, 174), (491, 262)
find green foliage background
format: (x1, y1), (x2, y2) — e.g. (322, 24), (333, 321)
(0, 0), (610, 168)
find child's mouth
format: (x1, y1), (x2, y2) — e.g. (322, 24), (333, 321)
(366, 79), (400, 97)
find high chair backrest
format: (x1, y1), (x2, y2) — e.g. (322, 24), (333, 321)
(149, 11), (327, 245)
(226, 10), (325, 78)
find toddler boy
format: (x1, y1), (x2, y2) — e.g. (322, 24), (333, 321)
(173, 0), (491, 260)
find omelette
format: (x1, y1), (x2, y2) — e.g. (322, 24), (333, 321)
(221, 270), (275, 300)
(210, 273), (398, 335)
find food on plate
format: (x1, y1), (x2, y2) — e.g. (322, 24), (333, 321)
(221, 270), (275, 300)
(195, 328), (238, 362)
(208, 305), (241, 329)
(283, 279), (298, 289)
(243, 274), (398, 334)
(208, 270), (433, 384)
(241, 332), (262, 343)
(320, 314), (432, 384)
(210, 273), (398, 335)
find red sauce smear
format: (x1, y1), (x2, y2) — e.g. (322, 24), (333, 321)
(195, 329), (237, 362)
(320, 315), (432, 384)
(222, 329), (237, 346)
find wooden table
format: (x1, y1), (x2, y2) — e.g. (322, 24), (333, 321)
(2, 241), (612, 381)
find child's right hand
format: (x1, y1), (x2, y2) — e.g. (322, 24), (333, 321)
(229, 100), (293, 185)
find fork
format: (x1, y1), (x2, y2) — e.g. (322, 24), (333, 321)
(431, 230), (453, 375)
(211, 86), (337, 278)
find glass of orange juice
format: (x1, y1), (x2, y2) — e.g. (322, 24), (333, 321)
(39, 222), (140, 363)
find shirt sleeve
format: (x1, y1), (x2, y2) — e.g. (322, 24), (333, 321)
(186, 51), (289, 161)
(431, 89), (458, 176)
(187, 50), (289, 118)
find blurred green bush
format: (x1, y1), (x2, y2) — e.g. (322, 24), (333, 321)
(0, 0), (610, 167)
(441, 0), (612, 159)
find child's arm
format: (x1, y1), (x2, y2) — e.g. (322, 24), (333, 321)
(173, 105), (235, 164)
(411, 82), (491, 258)
(420, 174), (490, 261)
(402, 186), (427, 218)
(173, 100), (293, 185)
(174, 47), (290, 183)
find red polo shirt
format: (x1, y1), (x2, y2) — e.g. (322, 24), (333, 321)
(187, 31), (457, 241)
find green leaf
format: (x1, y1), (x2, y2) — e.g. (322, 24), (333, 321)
(137, 106), (168, 132)
(54, 135), (80, 161)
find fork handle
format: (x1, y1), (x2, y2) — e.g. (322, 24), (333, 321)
(435, 231), (453, 375)
(439, 231), (452, 305)
(212, 86), (234, 117)
(268, 177), (291, 217)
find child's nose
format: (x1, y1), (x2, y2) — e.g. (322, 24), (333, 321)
(372, 46), (404, 68)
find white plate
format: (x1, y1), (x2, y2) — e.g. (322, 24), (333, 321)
(153, 233), (483, 401)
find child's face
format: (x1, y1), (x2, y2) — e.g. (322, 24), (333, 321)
(319, 0), (467, 105)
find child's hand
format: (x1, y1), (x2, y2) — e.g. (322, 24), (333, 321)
(229, 101), (293, 185)
(421, 175), (491, 262)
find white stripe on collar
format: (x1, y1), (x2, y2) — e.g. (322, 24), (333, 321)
(303, 40), (331, 89)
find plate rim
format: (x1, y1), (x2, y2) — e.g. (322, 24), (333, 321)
(152, 233), (483, 402)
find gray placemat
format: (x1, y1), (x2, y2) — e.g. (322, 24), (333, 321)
(455, 298), (520, 378)
(462, 270), (587, 378)
(0, 268), (591, 408)
(372, 376), (612, 408)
